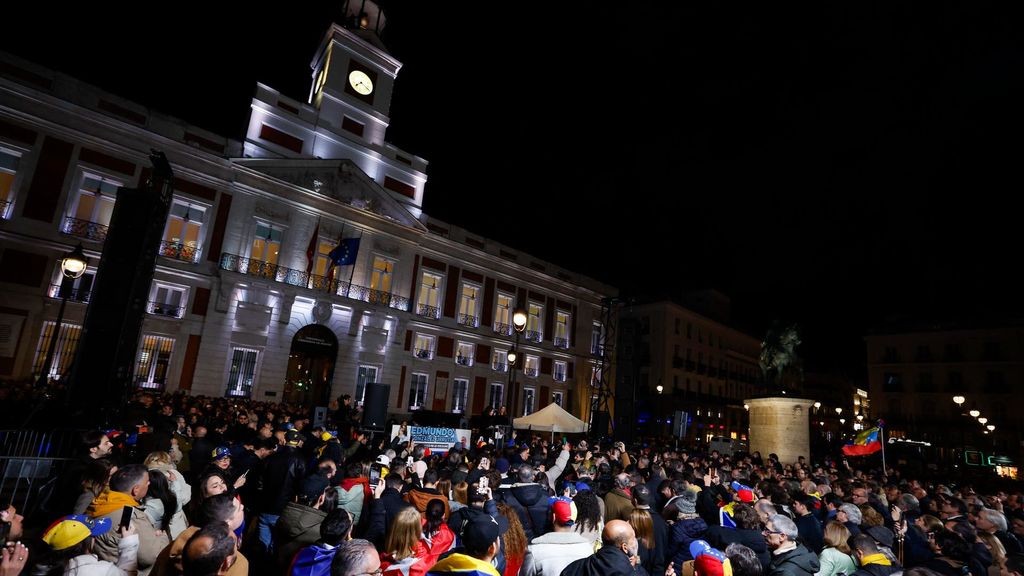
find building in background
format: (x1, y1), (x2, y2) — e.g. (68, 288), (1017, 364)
(0, 3), (615, 422)
(616, 292), (761, 444)
(865, 320), (1023, 466)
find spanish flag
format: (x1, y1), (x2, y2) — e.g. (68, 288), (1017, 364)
(842, 427), (882, 456)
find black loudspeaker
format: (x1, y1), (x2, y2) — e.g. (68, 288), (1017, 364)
(591, 411), (610, 437)
(362, 383), (390, 429)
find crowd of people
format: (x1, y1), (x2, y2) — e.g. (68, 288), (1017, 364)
(1, 391), (1023, 576)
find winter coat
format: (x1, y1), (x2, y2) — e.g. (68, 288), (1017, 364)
(562, 545), (650, 576)
(768, 544), (821, 576)
(815, 547), (856, 576)
(497, 484), (551, 540)
(366, 487), (414, 548)
(275, 502), (328, 570)
(63, 534), (139, 576)
(522, 531), (593, 576)
(604, 489), (634, 523)
(145, 465), (191, 539)
(706, 526), (770, 569)
(89, 493), (167, 576)
(795, 513), (824, 554)
(667, 516), (709, 572)
(849, 554), (900, 576)
(260, 445), (307, 515)
(405, 487), (450, 521)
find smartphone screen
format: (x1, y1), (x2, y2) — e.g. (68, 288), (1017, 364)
(119, 506), (133, 530)
(479, 476), (488, 489)
(369, 463), (381, 483)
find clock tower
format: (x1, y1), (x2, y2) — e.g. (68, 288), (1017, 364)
(308, 0), (401, 148)
(243, 0), (427, 213)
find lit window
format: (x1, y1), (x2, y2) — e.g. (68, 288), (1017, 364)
(526, 303), (543, 341)
(32, 321), (82, 381)
(523, 387), (536, 415)
(416, 272), (442, 319)
(554, 360), (567, 382)
(148, 283), (188, 318)
(135, 335), (174, 389)
(554, 311), (570, 348)
(552, 391), (564, 407)
(452, 378), (469, 413)
(456, 342), (474, 366)
(494, 293), (513, 334)
(63, 173), (121, 241)
(409, 373), (428, 409)
(161, 200), (205, 263)
(0, 147), (23, 219)
(413, 334), (436, 359)
(489, 383), (503, 412)
(355, 365), (379, 405)
(524, 355), (539, 378)
(492, 349), (508, 372)
(226, 347), (259, 397)
(458, 284), (480, 327)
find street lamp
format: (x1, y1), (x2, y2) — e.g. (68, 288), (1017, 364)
(36, 244), (88, 388)
(839, 418), (846, 425)
(505, 306), (528, 418)
(813, 401), (821, 410)
(987, 424), (995, 431)
(656, 385), (663, 394)
(953, 395), (965, 408)
(978, 417), (988, 425)
(969, 409), (980, 418)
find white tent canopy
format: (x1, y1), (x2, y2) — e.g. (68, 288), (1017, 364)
(512, 402), (588, 434)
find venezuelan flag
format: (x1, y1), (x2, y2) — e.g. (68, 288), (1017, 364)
(842, 427), (882, 456)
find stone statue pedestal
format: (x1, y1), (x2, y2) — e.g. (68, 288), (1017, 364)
(745, 397), (815, 465)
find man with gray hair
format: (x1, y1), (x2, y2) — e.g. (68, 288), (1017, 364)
(975, 508), (1023, 554)
(836, 503), (863, 537)
(764, 514), (819, 576)
(329, 539), (379, 576)
(604, 473), (634, 522)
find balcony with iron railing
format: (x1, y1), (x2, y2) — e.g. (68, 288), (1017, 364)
(493, 322), (512, 336)
(553, 337), (569, 349)
(160, 241), (201, 263)
(62, 217), (109, 242)
(147, 300), (185, 319)
(416, 304), (440, 319)
(554, 370), (566, 382)
(48, 284), (92, 303)
(219, 253), (410, 312)
(524, 367), (538, 378)
(525, 330), (542, 342)
(492, 362), (507, 372)
(591, 344), (604, 357)
(456, 355), (472, 366)
(457, 314), (479, 328)
(414, 348), (432, 359)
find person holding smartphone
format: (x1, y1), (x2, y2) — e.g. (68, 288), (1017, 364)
(39, 514), (138, 576)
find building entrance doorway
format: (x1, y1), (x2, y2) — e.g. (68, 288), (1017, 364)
(284, 324), (338, 406)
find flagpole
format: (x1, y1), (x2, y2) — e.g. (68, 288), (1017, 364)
(879, 424), (886, 473)
(345, 229), (363, 297)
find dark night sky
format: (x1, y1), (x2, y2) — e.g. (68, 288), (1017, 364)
(4, 4), (1023, 374)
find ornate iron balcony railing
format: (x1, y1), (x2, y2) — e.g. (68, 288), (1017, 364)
(525, 330), (542, 342)
(147, 301), (185, 318)
(524, 367), (539, 377)
(456, 355), (472, 366)
(554, 371), (566, 382)
(159, 241), (201, 263)
(493, 322), (512, 336)
(414, 348), (431, 359)
(416, 304), (440, 319)
(219, 253), (410, 312)
(553, 337), (569, 349)
(492, 362), (507, 372)
(457, 314), (478, 327)
(62, 217), (109, 242)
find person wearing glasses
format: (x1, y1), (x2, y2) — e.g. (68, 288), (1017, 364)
(763, 515), (819, 576)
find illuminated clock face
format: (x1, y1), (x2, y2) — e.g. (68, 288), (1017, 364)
(348, 70), (374, 95)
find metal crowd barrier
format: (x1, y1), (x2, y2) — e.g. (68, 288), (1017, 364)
(0, 429), (81, 515)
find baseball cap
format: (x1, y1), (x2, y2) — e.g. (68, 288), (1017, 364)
(690, 540), (733, 576)
(285, 430), (302, 445)
(495, 458), (510, 474)
(211, 446), (231, 460)
(376, 454), (391, 467)
(731, 481), (755, 503)
(320, 432), (334, 442)
(550, 497), (577, 526)
(43, 515), (112, 550)
(462, 514), (501, 552)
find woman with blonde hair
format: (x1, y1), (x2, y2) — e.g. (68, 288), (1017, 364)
(380, 500), (455, 576)
(630, 506), (663, 576)
(816, 521), (856, 576)
(451, 481), (469, 513)
(72, 458), (117, 515)
(142, 451), (191, 538)
(976, 532), (1006, 576)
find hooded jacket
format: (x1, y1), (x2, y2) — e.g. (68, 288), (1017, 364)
(274, 502), (328, 570)
(667, 516), (709, 572)
(405, 486), (450, 521)
(338, 477), (373, 524)
(850, 553), (900, 576)
(561, 544), (650, 576)
(497, 484), (550, 540)
(64, 533), (139, 576)
(767, 544), (820, 576)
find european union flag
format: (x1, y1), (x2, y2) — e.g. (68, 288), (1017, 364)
(328, 238), (360, 266)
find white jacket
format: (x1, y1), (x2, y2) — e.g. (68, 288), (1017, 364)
(523, 531), (594, 576)
(67, 533), (139, 576)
